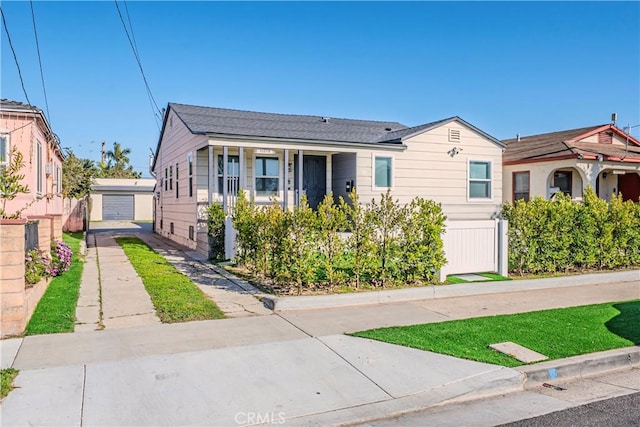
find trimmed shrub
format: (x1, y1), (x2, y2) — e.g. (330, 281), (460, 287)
(502, 187), (640, 275)
(231, 190), (447, 293)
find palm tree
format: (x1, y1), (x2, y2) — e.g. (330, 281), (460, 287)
(102, 142), (140, 178)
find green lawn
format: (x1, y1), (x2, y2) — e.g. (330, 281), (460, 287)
(116, 237), (224, 322)
(26, 232), (85, 335)
(352, 300), (640, 367)
(446, 272), (512, 284)
(1, 368), (18, 399)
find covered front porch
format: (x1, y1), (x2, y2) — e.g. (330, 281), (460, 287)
(193, 144), (358, 255)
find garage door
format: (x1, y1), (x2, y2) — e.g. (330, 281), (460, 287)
(103, 195), (134, 220)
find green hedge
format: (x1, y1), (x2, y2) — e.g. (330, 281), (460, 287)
(220, 190), (446, 293)
(502, 188), (640, 275)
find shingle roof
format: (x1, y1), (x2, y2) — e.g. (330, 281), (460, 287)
(0, 99), (41, 112)
(502, 125), (640, 163)
(170, 103), (408, 144)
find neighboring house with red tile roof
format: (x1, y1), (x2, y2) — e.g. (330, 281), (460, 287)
(0, 99), (65, 219)
(502, 124), (640, 203)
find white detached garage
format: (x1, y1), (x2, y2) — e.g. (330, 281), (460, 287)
(90, 178), (155, 221)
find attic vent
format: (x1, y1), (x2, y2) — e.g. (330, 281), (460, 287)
(449, 128), (461, 142)
(598, 132), (612, 144)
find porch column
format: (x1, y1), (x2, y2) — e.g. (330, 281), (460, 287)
(283, 149), (289, 210)
(297, 149), (304, 207)
(207, 145), (214, 205)
(239, 147), (245, 190)
(222, 146), (229, 212)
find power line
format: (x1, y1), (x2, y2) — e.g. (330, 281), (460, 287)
(113, 0), (162, 130)
(30, 0), (51, 124)
(0, 6), (33, 107)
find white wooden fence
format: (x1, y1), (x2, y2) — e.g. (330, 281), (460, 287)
(438, 219), (508, 281)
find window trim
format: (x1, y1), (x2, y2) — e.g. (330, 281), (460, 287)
(467, 159), (493, 202)
(175, 162), (179, 198)
(254, 155), (280, 198)
(187, 152), (193, 198)
(55, 164), (62, 195)
(36, 140), (43, 195)
(371, 154), (394, 191)
(0, 133), (9, 168)
(512, 171), (530, 202)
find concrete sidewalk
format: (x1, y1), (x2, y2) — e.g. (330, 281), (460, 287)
(2, 335), (524, 426)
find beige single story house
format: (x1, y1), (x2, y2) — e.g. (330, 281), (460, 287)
(152, 103), (505, 258)
(90, 178), (155, 221)
(502, 124), (640, 203)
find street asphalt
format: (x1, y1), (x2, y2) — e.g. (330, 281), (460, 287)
(1, 221), (638, 426)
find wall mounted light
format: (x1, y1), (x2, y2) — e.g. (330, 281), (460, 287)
(602, 172), (608, 179)
(448, 147), (463, 157)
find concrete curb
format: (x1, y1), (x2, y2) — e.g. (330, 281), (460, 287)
(515, 346), (640, 388)
(264, 270), (640, 311)
(287, 366), (526, 426)
(291, 346), (639, 426)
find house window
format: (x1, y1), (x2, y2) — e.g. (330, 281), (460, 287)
(36, 141), (43, 195)
(55, 165), (62, 194)
(553, 171), (572, 197)
(175, 162), (179, 198)
(164, 168), (168, 191)
(188, 153), (193, 197)
(374, 156), (392, 188)
(0, 134), (9, 168)
(218, 155), (240, 194)
(169, 165), (173, 191)
(469, 160), (491, 199)
(255, 157), (279, 197)
(513, 171), (530, 202)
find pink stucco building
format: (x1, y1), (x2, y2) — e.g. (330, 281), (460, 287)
(1, 99), (64, 219)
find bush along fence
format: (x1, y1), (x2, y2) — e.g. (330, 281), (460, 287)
(208, 189), (446, 294)
(502, 188), (640, 276)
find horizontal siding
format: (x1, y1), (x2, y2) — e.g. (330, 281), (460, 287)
(356, 122), (502, 218)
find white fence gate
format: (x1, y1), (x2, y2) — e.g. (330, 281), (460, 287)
(439, 219), (508, 281)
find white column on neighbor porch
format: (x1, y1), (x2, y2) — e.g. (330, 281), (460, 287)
(283, 149), (289, 210)
(297, 149), (304, 207)
(222, 146), (229, 212)
(239, 147), (245, 190)
(207, 145), (214, 205)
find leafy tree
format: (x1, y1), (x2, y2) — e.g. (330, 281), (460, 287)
(100, 142), (141, 178)
(0, 147), (30, 218)
(369, 190), (404, 287)
(344, 191), (376, 289)
(62, 149), (98, 198)
(316, 193), (348, 286)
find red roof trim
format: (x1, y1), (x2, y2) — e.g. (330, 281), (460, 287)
(568, 124), (640, 147)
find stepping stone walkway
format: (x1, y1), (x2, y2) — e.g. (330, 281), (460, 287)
(489, 341), (548, 363)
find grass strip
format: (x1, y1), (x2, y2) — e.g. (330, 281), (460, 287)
(352, 300), (640, 367)
(26, 232), (85, 335)
(0, 368), (18, 399)
(116, 237), (224, 322)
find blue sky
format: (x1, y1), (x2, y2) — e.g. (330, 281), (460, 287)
(2, 1), (639, 177)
